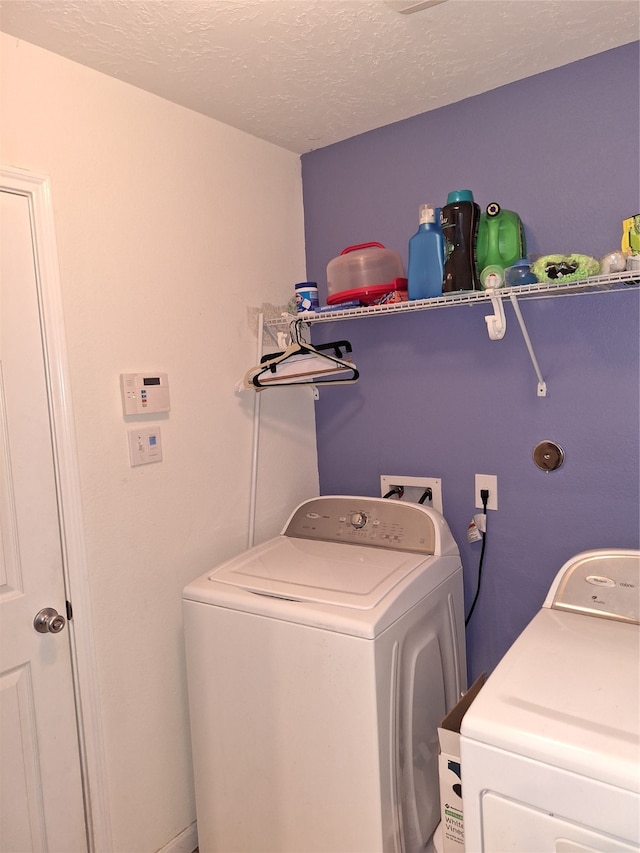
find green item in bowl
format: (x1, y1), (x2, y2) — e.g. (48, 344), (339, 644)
(531, 254), (599, 282)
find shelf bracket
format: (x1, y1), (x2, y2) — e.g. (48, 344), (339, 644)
(484, 291), (506, 340)
(508, 292), (548, 397)
(262, 323), (283, 347)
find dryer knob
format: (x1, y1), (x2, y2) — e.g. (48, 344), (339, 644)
(350, 511), (367, 529)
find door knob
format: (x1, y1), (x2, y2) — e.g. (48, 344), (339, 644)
(33, 607), (66, 634)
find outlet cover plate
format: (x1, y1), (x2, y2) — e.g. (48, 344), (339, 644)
(380, 475), (443, 514)
(475, 474), (497, 510)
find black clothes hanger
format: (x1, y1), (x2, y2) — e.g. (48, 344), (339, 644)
(243, 320), (359, 389)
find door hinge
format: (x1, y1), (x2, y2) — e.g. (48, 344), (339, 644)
(65, 600), (73, 620)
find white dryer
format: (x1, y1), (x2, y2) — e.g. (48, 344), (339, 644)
(183, 496), (467, 853)
(460, 549), (640, 853)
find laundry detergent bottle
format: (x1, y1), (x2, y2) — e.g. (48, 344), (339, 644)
(441, 189), (481, 292)
(407, 204), (444, 299)
(476, 202), (526, 272)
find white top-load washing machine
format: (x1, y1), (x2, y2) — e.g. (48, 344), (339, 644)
(183, 496), (467, 853)
(460, 549), (640, 853)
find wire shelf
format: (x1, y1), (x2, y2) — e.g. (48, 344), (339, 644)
(264, 270), (639, 327)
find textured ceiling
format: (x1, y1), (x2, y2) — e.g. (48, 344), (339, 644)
(1, 0), (638, 153)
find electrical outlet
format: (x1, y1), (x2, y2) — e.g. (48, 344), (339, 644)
(380, 475), (443, 514)
(475, 474), (498, 510)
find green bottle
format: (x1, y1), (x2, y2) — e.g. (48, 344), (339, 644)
(476, 203), (526, 272)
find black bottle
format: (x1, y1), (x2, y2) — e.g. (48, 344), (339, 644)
(441, 189), (482, 292)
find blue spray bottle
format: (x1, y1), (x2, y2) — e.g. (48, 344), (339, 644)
(407, 204), (444, 300)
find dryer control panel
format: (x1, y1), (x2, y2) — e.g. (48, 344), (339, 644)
(283, 496), (439, 555)
(547, 549), (640, 624)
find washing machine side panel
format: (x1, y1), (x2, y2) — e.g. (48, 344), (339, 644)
(183, 599), (385, 853)
(460, 739), (640, 851)
(374, 573), (467, 853)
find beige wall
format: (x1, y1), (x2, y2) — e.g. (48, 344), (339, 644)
(1, 34), (318, 852)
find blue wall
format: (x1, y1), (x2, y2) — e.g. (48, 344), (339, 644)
(301, 43), (640, 682)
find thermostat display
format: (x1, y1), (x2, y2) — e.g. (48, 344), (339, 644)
(120, 373), (170, 416)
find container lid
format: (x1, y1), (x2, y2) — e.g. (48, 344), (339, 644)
(419, 204), (436, 225)
(480, 265), (505, 289)
(446, 189), (474, 204)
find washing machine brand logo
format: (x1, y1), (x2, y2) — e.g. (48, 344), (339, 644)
(586, 575), (615, 587)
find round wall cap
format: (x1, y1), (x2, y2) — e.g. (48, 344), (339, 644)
(533, 440), (565, 471)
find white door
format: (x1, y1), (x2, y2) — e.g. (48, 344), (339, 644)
(0, 188), (87, 852)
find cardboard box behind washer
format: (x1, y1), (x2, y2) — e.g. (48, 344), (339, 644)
(437, 674), (486, 853)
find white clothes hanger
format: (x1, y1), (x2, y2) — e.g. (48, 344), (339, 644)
(243, 319), (359, 390)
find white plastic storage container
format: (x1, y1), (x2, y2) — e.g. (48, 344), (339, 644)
(327, 241), (406, 305)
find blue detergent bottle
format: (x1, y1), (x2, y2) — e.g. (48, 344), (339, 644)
(407, 204), (444, 299)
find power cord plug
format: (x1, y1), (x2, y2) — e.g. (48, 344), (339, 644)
(466, 488), (490, 626)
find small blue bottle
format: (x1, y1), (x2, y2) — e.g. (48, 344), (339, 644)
(407, 204), (444, 300)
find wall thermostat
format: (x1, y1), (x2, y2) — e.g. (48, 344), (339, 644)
(120, 373), (170, 416)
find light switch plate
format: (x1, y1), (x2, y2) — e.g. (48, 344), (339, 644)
(128, 427), (162, 467)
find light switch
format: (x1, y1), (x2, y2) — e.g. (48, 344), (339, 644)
(128, 427), (162, 467)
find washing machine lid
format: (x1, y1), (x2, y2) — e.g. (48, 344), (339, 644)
(183, 535), (461, 638)
(183, 496), (462, 637)
(199, 535), (432, 607)
(460, 606), (640, 793)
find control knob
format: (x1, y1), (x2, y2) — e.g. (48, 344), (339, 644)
(350, 511), (367, 529)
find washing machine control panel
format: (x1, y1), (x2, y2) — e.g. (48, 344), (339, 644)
(549, 551), (639, 624)
(284, 497), (437, 554)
